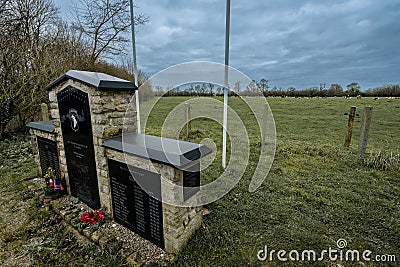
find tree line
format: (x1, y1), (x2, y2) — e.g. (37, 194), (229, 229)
(0, 0), (152, 139)
(158, 80), (400, 98)
(262, 82), (400, 98)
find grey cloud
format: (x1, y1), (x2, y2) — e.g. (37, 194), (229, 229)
(55, 0), (400, 89)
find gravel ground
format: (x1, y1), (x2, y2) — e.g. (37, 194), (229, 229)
(29, 178), (171, 266)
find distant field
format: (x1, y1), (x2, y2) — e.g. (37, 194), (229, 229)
(266, 97), (399, 152)
(141, 96), (400, 152)
(140, 96), (399, 266)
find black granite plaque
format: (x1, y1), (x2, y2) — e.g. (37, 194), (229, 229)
(109, 159), (164, 249)
(57, 86), (100, 209)
(183, 163), (200, 201)
(37, 137), (59, 176)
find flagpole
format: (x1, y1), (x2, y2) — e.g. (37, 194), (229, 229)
(222, 0), (231, 169)
(130, 0), (141, 134)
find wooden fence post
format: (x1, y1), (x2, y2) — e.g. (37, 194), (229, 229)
(185, 103), (191, 138)
(261, 104), (268, 147)
(358, 106), (373, 154)
(41, 103), (49, 121)
(344, 106), (356, 148)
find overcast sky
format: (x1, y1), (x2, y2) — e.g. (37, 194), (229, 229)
(54, 0), (400, 90)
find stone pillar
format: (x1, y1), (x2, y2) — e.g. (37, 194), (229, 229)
(45, 70), (137, 212)
(162, 168), (203, 253)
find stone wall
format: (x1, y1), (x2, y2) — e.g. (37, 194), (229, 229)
(105, 149), (203, 254)
(48, 79), (137, 212)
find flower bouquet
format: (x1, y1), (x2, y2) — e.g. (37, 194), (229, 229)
(78, 209), (105, 230)
(43, 167), (64, 199)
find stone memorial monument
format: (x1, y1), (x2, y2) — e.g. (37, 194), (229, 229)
(28, 70), (211, 253)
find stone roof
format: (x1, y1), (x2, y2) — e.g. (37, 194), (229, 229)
(26, 120), (55, 133)
(103, 133), (212, 168)
(45, 70), (137, 91)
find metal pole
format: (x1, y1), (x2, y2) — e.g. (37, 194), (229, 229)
(222, 0), (231, 169)
(130, 0), (141, 133)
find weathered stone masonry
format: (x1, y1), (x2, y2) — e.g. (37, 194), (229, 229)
(47, 79), (136, 212)
(105, 148), (203, 253)
(30, 129), (57, 177)
(28, 70), (210, 254)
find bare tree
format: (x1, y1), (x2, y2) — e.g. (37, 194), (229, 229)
(208, 83), (214, 96)
(0, 0), (61, 135)
(72, 0), (148, 65)
(346, 82), (361, 96)
(119, 59), (154, 102)
(234, 81), (241, 94)
(258, 78), (269, 92)
(0, 0), (151, 138)
(0, 0), (92, 137)
(6, 0), (59, 48)
(327, 83), (343, 96)
(245, 80), (257, 94)
(0, 0), (10, 27)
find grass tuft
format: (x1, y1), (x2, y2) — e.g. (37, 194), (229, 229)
(364, 151), (400, 171)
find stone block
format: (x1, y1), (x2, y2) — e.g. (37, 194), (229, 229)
(100, 169), (108, 178)
(164, 214), (182, 226)
(110, 117), (124, 126)
(101, 185), (109, 194)
(166, 225), (185, 238)
(93, 115), (108, 125)
(60, 209), (72, 217)
(109, 111), (124, 118)
(92, 125), (104, 135)
(116, 105), (128, 112)
(188, 209), (198, 220)
(101, 103), (115, 112)
(49, 103), (58, 109)
(49, 91), (56, 102)
(91, 230), (103, 243)
(60, 157), (67, 165)
(103, 126), (120, 138)
(172, 170), (183, 183)
(164, 237), (180, 254)
(60, 164), (68, 174)
(183, 216), (190, 227)
(91, 106), (103, 114)
(92, 96), (101, 103)
(50, 109), (60, 119)
(96, 147), (105, 157)
(97, 156), (107, 168)
(82, 229), (92, 238)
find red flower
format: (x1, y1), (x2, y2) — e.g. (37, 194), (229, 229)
(80, 210), (105, 225)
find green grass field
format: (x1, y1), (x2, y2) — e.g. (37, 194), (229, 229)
(140, 96), (400, 266)
(1, 97), (399, 266)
